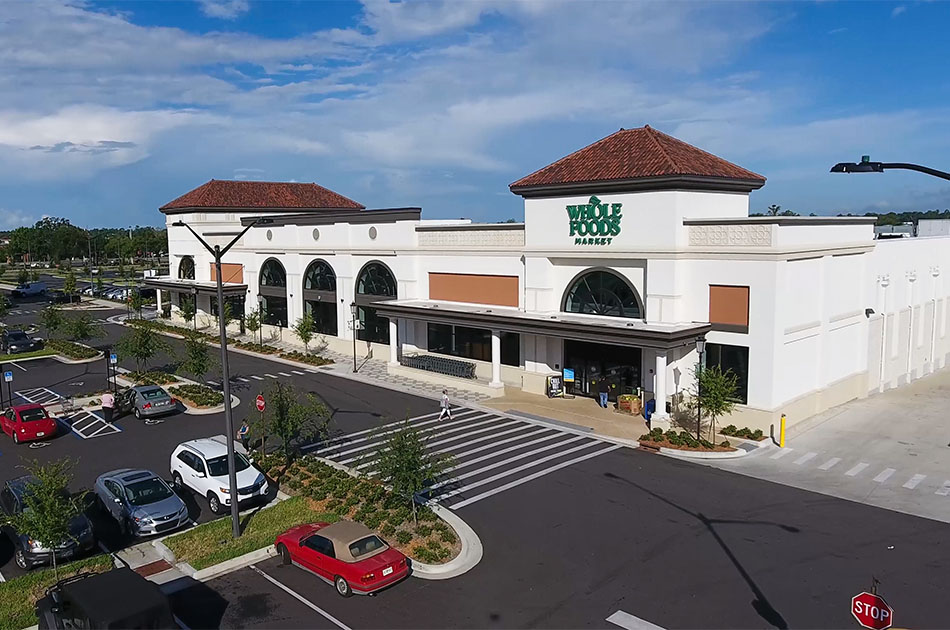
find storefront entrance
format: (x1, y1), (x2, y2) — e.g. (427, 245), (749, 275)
(564, 340), (641, 400)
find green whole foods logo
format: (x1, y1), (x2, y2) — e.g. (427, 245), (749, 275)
(566, 195), (622, 245)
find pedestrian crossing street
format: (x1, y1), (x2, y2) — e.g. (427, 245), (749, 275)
(310, 406), (625, 509)
(735, 445), (950, 499)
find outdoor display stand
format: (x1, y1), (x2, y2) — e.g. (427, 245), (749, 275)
(561, 367), (576, 399)
(546, 374), (563, 398)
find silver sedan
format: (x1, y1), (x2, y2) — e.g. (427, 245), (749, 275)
(94, 469), (190, 537)
(118, 385), (177, 419)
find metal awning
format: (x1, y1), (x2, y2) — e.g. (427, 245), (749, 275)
(371, 299), (710, 350)
(143, 277), (248, 297)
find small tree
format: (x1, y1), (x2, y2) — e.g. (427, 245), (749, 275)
(219, 299), (234, 331)
(40, 305), (64, 339)
(129, 291), (144, 318)
(252, 382), (330, 461)
(179, 330), (216, 380)
(0, 294), (9, 322)
(16, 267), (29, 285)
(245, 308), (261, 345)
(117, 319), (171, 372)
(373, 420), (453, 525)
(180, 296), (196, 328)
(292, 312), (315, 352)
(691, 363), (739, 441)
(64, 312), (104, 344)
(30, 269), (39, 282)
(63, 270), (77, 302)
(95, 275), (104, 296)
(2, 459), (82, 579)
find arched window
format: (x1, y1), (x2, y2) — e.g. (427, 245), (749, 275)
(178, 256), (195, 280)
(303, 259), (337, 336)
(258, 258), (288, 327)
(355, 261), (397, 343)
(562, 269), (643, 319)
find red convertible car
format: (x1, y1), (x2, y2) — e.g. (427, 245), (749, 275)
(275, 520), (410, 597)
(1, 404), (57, 444)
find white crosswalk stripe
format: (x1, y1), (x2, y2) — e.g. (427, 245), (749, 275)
(872, 468), (896, 483)
(903, 474), (926, 490)
(845, 463), (869, 477)
(315, 407), (625, 508)
(818, 457), (841, 470)
(793, 452), (817, 465)
(770, 448), (793, 460)
(936, 481), (950, 496)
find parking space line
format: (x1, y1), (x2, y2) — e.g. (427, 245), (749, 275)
(872, 468), (896, 483)
(249, 565), (351, 630)
(818, 457), (841, 470)
(237, 377), (250, 383)
(278, 372), (292, 377)
(206, 380), (220, 386)
(903, 474), (926, 489)
(10, 362), (27, 372)
(450, 444), (622, 509)
(251, 375), (264, 380)
(606, 610), (665, 630)
(793, 452), (817, 465)
(845, 463), (869, 477)
(265, 374), (277, 378)
(291, 370), (305, 375)
(770, 448), (793, 460)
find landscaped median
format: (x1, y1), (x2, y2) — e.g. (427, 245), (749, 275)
(0, 554), (114, 630)
(639, 427), (739, 455)
(0, 340), (101, 364)
(116, 370), (230, 414)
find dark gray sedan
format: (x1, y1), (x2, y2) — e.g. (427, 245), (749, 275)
(1, 329), (43, 354)
(117, 385), (177, 419)
(94, 469), (189, 537)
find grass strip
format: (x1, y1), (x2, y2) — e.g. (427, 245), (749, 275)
(0, 554), (113, 630)
(163, 496), (338, 570)
(0, 348), (56, 362)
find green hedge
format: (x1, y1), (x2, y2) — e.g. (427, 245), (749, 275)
(0, 554), (113, 630)
(127, 370), (178, 385)
(169, 384), (224, 407)
(164, 496), (338, 570)
(279, 350), (333, 366)
(46, 340), (99, 359)
(0, 348), (55, 362)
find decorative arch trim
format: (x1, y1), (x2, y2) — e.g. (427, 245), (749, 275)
(561, 267), (644, 319)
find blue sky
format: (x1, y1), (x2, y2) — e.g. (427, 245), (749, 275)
(2, 0), (949, 229)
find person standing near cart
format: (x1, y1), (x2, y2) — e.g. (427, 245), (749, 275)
(101, 391), (115, 424)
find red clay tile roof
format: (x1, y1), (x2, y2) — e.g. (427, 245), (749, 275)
(510, 126), (765, 192)
(160, 180), (364, 212)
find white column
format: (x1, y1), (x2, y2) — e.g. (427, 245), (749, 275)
(388, 318), (399, 365)
(155, 289), (163, 316)
(490, 330), (503, 387)
(653, 350), (670, 429)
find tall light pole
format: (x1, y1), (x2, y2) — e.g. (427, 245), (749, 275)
(173, 217), (271, 538)
(830, 156), (950, 181)
(350, 302), (358, 373)
(695, 336), (706, 440)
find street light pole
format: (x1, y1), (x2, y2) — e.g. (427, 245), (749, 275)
(695, 337), (706, 441)
(173, 217), (271, 539)
(830, 156), (950, 181)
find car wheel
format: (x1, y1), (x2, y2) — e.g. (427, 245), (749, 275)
(14, 549), (29, 570)
(207, 492), (222, 515)
(172, 472), (184, 492)
(277, 544), (291, 566)
(334, 575), (352, 598)
(134, 407), (141, 419)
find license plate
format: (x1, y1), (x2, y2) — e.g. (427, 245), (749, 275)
(382, 566), (393, 576)
(36, 432), (45, 437)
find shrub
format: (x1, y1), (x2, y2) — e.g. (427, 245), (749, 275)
(425, 539), (442, 551)
(344, 495), (360, 509)
(720, 440), (731, 448)
(721, 425), (738, 436)
(735, 427), (752, 438)
(395, 530), (412, 545)
(279, 351), (334, 367)
(698, 438), (714, 449)
(46, 339), (98, 359)
(325, 498), (342, 513)
(381, 523), (396, 537)
(309, 488), (327, 501)
(412, 546), (435, 564)
(128, 370), (178, 385)
(414, 524), (432, 537)
(439, 529), (457, 544)
(168, 384), (224, 407)
(751, 429), (764, 440)
(331, 484), (350, 500)
(364, 513), (384, 530)
(417, 507), (437, 522)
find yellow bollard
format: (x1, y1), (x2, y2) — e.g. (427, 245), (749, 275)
(780, 413), (786, 448)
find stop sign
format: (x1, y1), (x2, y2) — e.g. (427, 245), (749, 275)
(255, 395), (266, 413)
(852, 592), (893, 629)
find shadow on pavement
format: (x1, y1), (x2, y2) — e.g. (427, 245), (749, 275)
(165, 576), (229, 629)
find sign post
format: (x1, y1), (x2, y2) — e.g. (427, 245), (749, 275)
(255, 394), (266, 453)
(108, 352), (118, 394)
(2, 368), (12, 407)
(851, 592), (893, 629)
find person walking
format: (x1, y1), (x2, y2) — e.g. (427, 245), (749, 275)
(597, 378), (610, 409)
(101, 390), (115, 424)
(438, 389), (452, 420)
(237, 421), (250, 451)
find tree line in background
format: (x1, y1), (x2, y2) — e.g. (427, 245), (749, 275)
(0, 217), (166, 264)
(754, 204), (950, 226)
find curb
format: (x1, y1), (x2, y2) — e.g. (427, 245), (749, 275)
(308, 454), (482, 580)
(0, 350), (103, 365)
(180, 394), (241, 416)
(658, 446), (748, 459)
(189, 546), (277, 582)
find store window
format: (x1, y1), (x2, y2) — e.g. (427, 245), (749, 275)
(355, 261), (397, 344)
(303, 259), (337, 336)
(562, 269), (642, 319)
(704, 343), (749, 404)
(426, 323), (520, 366)
(259, 258), (288, 327)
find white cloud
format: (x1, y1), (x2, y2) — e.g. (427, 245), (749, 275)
(199, 0), (250, 20)
(892, 5), (907, 17)
(0, 208), (37, 230)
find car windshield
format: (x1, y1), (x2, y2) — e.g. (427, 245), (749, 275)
(349, 535), (387, 558)
(7, 332), (28, 342)
(141, 389), (167, 400)
(125, 477), (174, 506)
(206, 453), (251, 477)
(19, 408), (48, 422)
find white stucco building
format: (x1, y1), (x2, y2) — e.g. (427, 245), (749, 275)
(148, 126), (950, 431)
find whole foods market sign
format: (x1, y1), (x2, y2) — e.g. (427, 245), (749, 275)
(567, 195), (622, 246)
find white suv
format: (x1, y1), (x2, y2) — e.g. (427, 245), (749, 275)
(169, 436), (268, 515)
